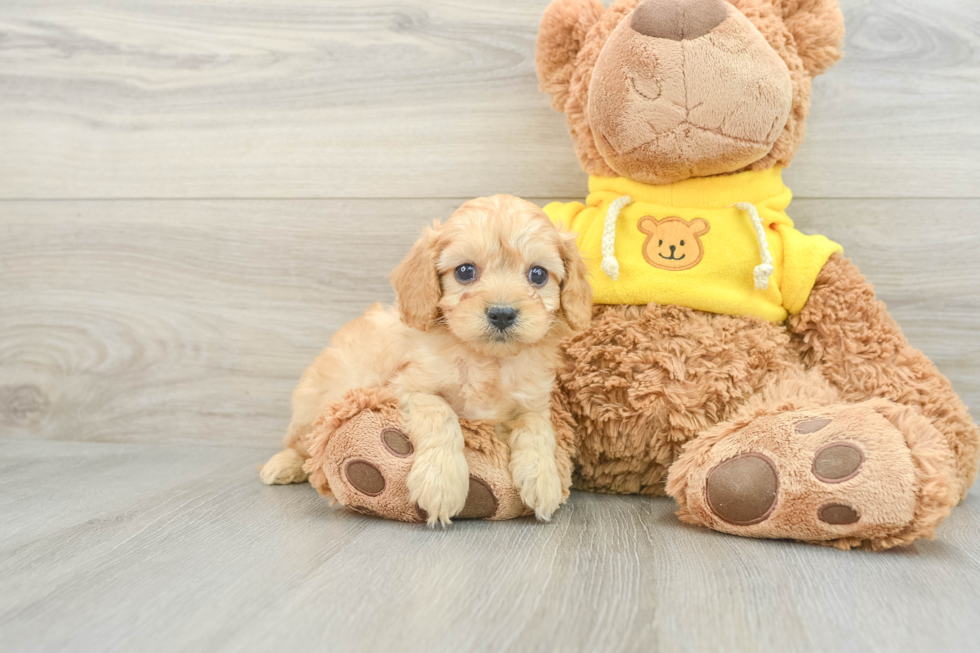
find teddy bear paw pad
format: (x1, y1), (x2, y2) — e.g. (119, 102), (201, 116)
(381, 428), (413, 457)
(458, 476), (499, 519)
(811, 441), (864, 483)
(795, 417), (833, 434)
(415, 475), (500, 522)
(705, 453), (778, 525)
(343, 460), (386, 496)
(818, 503), (860, 525)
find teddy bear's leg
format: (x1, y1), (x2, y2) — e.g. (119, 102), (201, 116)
(557, 303), (804, 496)
(665, 371), (959, 550)
(301, 387), (575, 524)
(788, 253), (980, 500)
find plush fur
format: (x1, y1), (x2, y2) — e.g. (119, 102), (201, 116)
(536, 0), (845, 183)
(533, 0), (977, 548)
(260, 195), (592, 525)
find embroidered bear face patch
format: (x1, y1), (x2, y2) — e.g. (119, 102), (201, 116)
(637, 216), (710, 271)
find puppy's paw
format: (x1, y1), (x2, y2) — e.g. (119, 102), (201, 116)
(511, 453), (563, 521)
(407, 448), (470, 527)
(259, 449), (309, 485)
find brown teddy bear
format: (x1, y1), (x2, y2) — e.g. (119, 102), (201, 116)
(283, 0), (978, 551)
(536, 0), (978, 549)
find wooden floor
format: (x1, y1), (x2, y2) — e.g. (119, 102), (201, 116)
(1, 441), (978, 652)
(1, 0), (979, 651)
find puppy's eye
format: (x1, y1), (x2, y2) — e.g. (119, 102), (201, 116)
(528, 266), (548, 287)
(680, 240), (686, 246)
(659, 240), (663, 246)
(454, 264), (477, 283)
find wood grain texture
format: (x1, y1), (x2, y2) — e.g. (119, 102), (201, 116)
(1, 440), (978, 653)
(1, 198), (978, 447)
(0, 0), (977, 200)
(0, 198), (451, 446)
(785, 0), (980, 198)
(1, 1), (978, 650)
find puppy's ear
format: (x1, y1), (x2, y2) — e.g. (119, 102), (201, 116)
(536, 0), (605, 112)
(390, 223), (442, 331)
(557, 231), (593, 332)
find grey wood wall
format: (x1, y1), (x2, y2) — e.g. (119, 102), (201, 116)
(2, 0), (979, 450)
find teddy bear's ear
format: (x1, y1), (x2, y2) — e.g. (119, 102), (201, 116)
(776, 0), (846, 77)
(691, 218), (710, 236)
(637, 216), (659, 234)
(536, 0), (606, 112)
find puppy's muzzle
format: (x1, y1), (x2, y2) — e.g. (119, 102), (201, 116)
(486, 305), (519, 332)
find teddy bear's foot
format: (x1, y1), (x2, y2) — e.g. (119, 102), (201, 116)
(303, 387), (530, 523)
(665, 400), (959, 550)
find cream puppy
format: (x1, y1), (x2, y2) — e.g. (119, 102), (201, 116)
(260, 195), (592, 525)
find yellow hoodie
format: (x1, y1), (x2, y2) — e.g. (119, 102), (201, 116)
(544, 168), (842, 322)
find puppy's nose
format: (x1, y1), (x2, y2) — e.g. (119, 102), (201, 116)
(630, 0), (728, 41)
(486, 306), (518, 331)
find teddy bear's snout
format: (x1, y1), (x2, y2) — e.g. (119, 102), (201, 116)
(630, 0), (728, 41)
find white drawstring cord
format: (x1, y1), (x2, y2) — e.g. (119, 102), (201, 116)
(601, 195), (633, 280)
(732, 202), (774, 290)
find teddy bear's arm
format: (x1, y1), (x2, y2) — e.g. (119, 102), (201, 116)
(788, 253), (980, 499)
(542, 200), (586, 229)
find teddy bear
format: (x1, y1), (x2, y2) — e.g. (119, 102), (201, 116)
(289, 0), (978, 550)
(534, 0), (978, 549)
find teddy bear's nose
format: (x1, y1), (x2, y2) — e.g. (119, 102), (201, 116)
(630, 0), (728, 41)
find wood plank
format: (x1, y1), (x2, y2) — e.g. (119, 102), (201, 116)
(0, 440), (978, 653)
(0, 198), (455, 446)
(785, 0), (980, 198)
(0, 0), (977, 200)
(1, 198), (978, 447)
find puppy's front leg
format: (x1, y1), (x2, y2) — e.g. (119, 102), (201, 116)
(508, 411), (563, 521)
(400, 393), (470, 526)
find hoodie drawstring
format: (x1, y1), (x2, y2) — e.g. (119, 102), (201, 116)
(600, 195), (633, 281)
(732, 202), (775, 291)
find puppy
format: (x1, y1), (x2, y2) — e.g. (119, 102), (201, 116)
(260, 195), (592, 524)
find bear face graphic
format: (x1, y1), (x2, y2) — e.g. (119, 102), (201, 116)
(637, 216), (710, 271)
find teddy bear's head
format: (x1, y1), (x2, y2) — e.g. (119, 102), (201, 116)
(536, 0), (845, 185)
